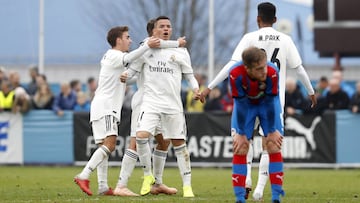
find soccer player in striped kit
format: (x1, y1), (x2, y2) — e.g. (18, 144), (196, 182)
(201, 2), (316, 201)
(229, 46), (283, 203)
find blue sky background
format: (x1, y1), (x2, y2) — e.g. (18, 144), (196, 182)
(1, 0), (359, 67)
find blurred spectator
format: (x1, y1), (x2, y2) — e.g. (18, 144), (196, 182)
(285, 77), (307, 116)
(0, 80), (15, 112)
(331, 70), (355, 98)
(219, 78), (230, 97)
(31, 83), (54, 110)
(186, 73), (206, 112)
(74, 91), (90, 112)
(350, 81), (360, 114)
(86, 77), (97, 101)
(26, 66), (39, 96)
(204, 86), (223, 111)
(325, 78), (350, 110)
(0, 66), (7, 84)
(13, 87), (31, 113)
(305, 76), (328, 115)
(221, 89), (233, 113)
(52, 82), (77, 116)
(7, 71), (31, 113)
(70, 79), (82, 93)
(8, 71), (25, 90)
(315, 76), (328, 97)
(36, 74), (48, 87)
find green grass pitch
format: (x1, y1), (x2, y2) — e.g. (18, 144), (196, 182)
(1, 166), (359, 202)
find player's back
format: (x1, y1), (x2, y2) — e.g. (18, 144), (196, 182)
(234, 27), (301, 71)
(232, 27), (302, 107)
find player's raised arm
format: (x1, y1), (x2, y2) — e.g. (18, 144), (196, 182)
(123, 37), (160, 65)
(158, 36), (186, 48)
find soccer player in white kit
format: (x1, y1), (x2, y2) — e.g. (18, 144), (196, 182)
(121, 16), (200, 198)
(201, 2), (316, 202)
(113, 19), (186, 197)
(74, 26), (161, 196)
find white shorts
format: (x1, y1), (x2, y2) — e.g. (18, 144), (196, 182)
(136, 111), (187, 140)
(131, 106), (162, 137)
(92, 115), (119, 144)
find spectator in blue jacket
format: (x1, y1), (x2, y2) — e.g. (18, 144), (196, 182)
(52, 82), (77, 116)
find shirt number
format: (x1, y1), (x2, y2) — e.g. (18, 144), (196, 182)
(270, 48), (280, 69)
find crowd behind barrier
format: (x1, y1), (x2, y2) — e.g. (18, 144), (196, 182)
(0, 109), (359, 167)
(0, 66), (359, 116)
(0, 66), (359, 167)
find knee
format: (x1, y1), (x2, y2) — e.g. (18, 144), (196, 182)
(156, 136), (170, 151)
(234, 141), (249, 155)
(137, 131), (150, 139)
(105, 142), (116, 152)
(265, 140), (282, 154)
(103, 135), (117, 152)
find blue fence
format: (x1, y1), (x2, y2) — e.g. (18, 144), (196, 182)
(11, 110), (360, 165)
(23, 110), (74, 164)
(336, 110), (360, 163)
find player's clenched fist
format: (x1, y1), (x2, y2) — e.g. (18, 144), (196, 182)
(147, 36), (160, 48)
(120, 71), (128, 83)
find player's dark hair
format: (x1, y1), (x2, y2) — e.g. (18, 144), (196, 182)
(242, 46), (267, 68)
(154, 15), (170, 28)
(258, 2), (276, 24)
(146, 19), (156, 37)
(107, 26), (129, 47)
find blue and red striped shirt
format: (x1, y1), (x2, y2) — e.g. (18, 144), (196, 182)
(229, 62), (279, 104)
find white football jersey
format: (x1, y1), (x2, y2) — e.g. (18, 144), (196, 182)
(129, 47), (193, 114)
(90, 49), (127, 122)
(130, 72), (144, 110)
(130, 39), (181, 112)
(231, 27), (302, 107)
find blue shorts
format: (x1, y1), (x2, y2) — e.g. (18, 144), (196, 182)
(231, 97), (283, 140)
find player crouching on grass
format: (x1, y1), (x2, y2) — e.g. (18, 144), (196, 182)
(228, 47), (284, 203)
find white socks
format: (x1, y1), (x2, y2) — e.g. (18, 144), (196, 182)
(174, 144), (191, 187)
(117, 149), (138, 187)
(254, 150), (269, 194)
(245, 141), (254, 188)
(97, 158), (109, 191)
(136, 138), (152, 176)
(78, 145), (110, 180)
(153, 149), (168, 185)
